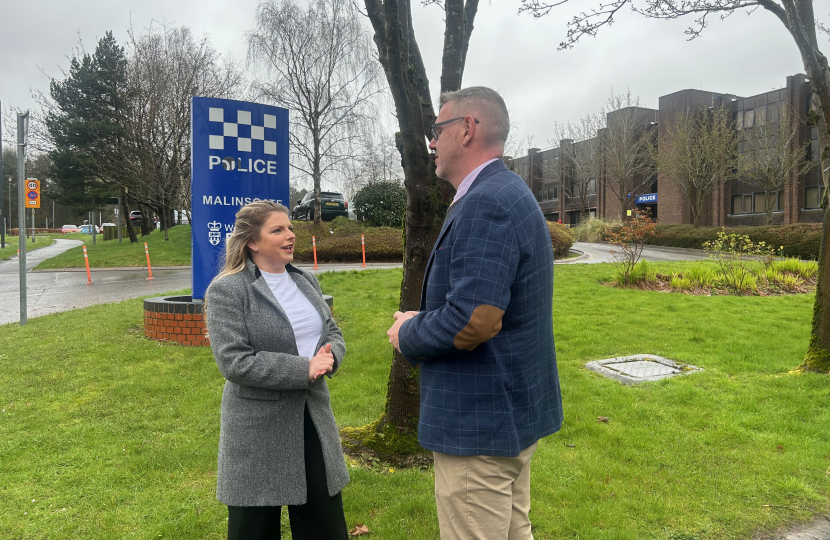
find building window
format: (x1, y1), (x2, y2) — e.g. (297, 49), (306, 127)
(744, 109), (755, 129)
(805, 186), (825, 209)
(735, 110), (744, 131)
(731, 191), (783, 214)
(587, 178), (597, 195)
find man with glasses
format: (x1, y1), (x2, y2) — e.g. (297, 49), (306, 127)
(387, 87), (563, 540)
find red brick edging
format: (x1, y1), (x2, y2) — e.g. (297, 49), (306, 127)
(143, 296), (208, 347)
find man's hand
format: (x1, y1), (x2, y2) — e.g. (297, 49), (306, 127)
(309, 343), (334, 381)
(387, 311), (418, 352)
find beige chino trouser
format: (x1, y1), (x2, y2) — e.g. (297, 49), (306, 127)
(433, 442), (538, 540)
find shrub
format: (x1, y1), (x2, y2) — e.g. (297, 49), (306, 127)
(607, 210), (657, 285)
(703, 231), (774, 296)
(638, 223), (822, 261)
(547, 222), (575, 258)
(352, 181), (407, 228)
(571, 217), (618, 242)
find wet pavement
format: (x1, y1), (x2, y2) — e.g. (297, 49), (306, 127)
(0, 239), (403, 326)
(560, 242), (710, 264)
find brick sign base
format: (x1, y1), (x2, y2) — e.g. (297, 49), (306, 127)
(143, 294), (333, 348)
(144, 296), (208, 347)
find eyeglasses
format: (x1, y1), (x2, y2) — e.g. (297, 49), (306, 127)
(430, 117), (479, 141)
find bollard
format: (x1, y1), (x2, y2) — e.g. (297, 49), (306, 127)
(312, 235), (318, 269)
(144, 242), (154, 280)
(361, 234), (366, 267)
(83, 245), (92, 284)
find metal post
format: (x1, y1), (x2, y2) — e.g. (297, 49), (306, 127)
(91, 210), (96, 245)
(17, 112), (29, 326)
(117, 194), (122, 243)
(31, 209), (35, 243)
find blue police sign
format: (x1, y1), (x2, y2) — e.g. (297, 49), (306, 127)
(191, 97), (289, 299)
(636, 193), (658, 204)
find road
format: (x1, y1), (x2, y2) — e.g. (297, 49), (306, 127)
(0, 239), (403, 326)
(560, 242), (710, 264)
(0, 237), (709, 327)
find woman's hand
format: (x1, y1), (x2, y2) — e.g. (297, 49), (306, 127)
(308, 343), (334, 382)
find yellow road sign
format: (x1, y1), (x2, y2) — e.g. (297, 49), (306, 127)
(26, 179), (40, 209)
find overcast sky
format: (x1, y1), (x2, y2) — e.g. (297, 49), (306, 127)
(1, 0), (822, 156)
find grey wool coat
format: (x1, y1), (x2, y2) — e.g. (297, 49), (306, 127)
(205, 261), (349, 507)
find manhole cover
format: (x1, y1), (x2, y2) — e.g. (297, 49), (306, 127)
(585, 354), (702, 385)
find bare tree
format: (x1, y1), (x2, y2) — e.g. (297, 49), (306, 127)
(248, 0), (381, 224)
(123, 22), (242, 239)
(660, 105), (738, 228)
(601, 91), (658, 220)
(738, 102), (812, 224)
(554, 115), (604, 220)
(521, 0), (830, 373)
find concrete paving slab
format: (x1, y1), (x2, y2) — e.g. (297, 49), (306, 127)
(586, 354), (703, 385)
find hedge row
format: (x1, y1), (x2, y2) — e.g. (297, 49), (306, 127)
(289, 217), (575, 263)
(641, 224), (823, 261)
(291, 218), (403, 263)
(7, 228), (63, 236)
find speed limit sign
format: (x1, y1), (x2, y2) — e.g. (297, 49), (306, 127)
(25, 179), (40, 208)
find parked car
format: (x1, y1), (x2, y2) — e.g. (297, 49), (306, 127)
(78, 225), (102, 234)
(61, 225), (80, 234)
(129, 211), (158, 226)
(292, 192), (349, 221)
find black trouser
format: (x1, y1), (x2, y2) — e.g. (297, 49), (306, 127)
(227, 406), (348, 540)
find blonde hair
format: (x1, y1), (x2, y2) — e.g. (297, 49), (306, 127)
(213, 200), (290, 282)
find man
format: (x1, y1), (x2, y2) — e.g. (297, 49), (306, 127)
(386, 87), (563, 540)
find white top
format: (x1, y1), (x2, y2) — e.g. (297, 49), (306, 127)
(451, 158), (500, 204)
(260, 270), (324, 360)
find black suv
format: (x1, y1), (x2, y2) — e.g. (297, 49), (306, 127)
(292, 192), (348, 221)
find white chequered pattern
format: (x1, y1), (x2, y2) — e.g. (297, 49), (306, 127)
(208, 107), (278, 155)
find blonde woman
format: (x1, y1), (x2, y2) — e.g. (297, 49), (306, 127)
(205, 200), (349, 540)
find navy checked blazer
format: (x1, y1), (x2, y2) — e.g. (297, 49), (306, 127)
(398, 159), (563, 458)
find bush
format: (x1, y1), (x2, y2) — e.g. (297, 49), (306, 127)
(639, 223), (822, 261)
(571, 217), (618, 242)
(607, 210), (657, 285)
(352, 181), (407, 228)
(547, 222), (574, 258)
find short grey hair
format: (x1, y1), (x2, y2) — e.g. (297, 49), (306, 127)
(439, 87), (510, 147)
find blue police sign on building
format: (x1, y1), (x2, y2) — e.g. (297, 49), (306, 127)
(636, 193), (658, 204)
(191, 97), (289, 299)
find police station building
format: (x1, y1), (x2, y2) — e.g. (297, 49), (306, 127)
(510, 73), (822, 227)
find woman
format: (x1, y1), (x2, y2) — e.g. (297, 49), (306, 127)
(205, 200), (349, 540)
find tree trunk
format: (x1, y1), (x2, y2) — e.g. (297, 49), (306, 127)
(800, 196), (830, 371)
(340, 0), (477, 462)
(787, 0), (830, 372)
(765, 188), (773, 225)
(121, 187), (138, 243)
(138, 202), (152, 236)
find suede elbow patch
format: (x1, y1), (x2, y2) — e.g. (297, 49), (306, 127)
(454, 304), (505, 351)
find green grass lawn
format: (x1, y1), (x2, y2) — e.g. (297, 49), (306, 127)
(0, 263), (828, 539)
(33, 226), (192, 270)
(0, 236), (56, 261)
